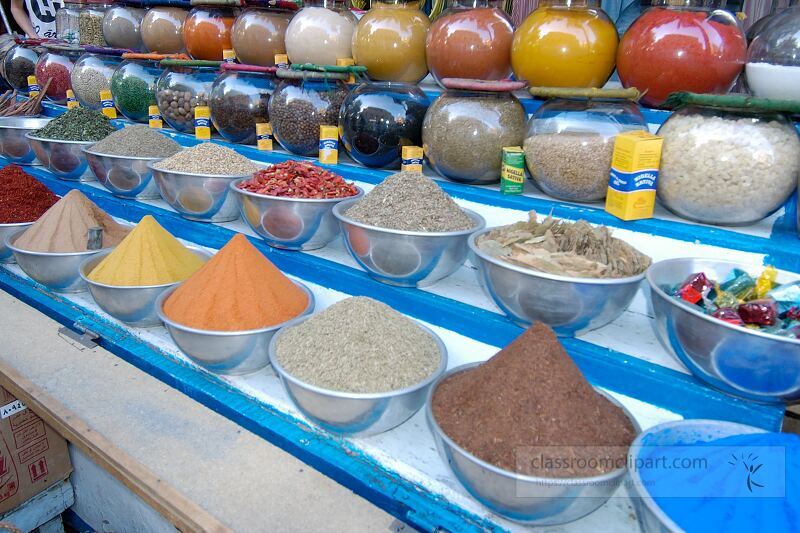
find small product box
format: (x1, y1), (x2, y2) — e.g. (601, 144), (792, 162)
(148, 105), (163, 128)
(65, 89), (79, 109)
(274, 54), (289, 69)
(223, 49), (236, 64)
(194, 106), (211, 140)
(336, 57), (356, 84)
(27, 75), (39, 96)
(319, 125), (338, 164)
(401, 146), (423, 172)
(99, 90), (116, 119)
(256, 122), (273, 151)
(605, 130), (663, 221)
(500, 146), (525, 195)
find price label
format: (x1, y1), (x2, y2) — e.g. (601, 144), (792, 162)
(223, 49), (236, 64)
(256, 123), (273, 151)
(27, 75), (39, 96)
(401, 146), (423, 173)
(194, 106), (211, 140)
(100, 90), (116, 119)
(274, 54), (288, 69)
(148, 105), (163, 128)
(319, 125), (338, 165)
(66, 89), (79, 109)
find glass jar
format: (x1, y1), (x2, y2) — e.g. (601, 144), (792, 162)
(617, 0), (747, 108)
(2, 42), (41, 93)
(71, 50), (122, 109)
(210, 64), (276, 144)
(57, 2), (83, 44)
(524, 99), (647, 202)
(269, 69), (349, 156)
(285, 0), (357, 66)
(340, 81), (429, 168)
(231, 7), (292, 66)
(79, 2), (110, 46)
(511, 0), (617, 89)
(155, 60), (220, 133)
(426, 0), (514, 85)
(102, 4), (146, 51)
(657, 106), (800, 225)
(352, 0), (429, 83)
(746, 7), (800, 101)
(422, 79), (527, 184)
(183, 6), (237, 61)
(141, 7), (188, 54)
(35, 45), (83, 103)
(111, 55), (163, 122)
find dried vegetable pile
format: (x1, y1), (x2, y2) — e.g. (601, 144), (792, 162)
(237, 161), (358, 199)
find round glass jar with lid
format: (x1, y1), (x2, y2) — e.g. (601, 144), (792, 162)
(102, 4), (146, 51)
(35, 44), (84, 103)
(339, 81), (429, 168)
(183, 5), (237, 61)
(57, 1), (83, 44)
(617, 0), (747, 108)
(351, 0), (430, 83)
(210, 63), (277, 144)
(657, 105), (800, 225)
(269, 69), (349, 156)
(155, 59), (221, 133)
(111, 53), (171, 122)
(141, 6), (188, 54)
(426, 0), (514, 85)
(79, 1), (110, 46)
(2, 40), (41, 93)
(285, 0), (357, 66)
(231, 7), (293, 66)
(422, 78), (527, 184)
(746, 7), (800, 101)
(524, 98), (647, 202)
(511, 0), (617, 89)
(71, 48), (125, 109)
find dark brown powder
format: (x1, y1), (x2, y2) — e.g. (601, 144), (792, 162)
(431, 323), (636, 478)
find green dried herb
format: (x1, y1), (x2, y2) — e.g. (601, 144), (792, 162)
(33, 107), (115, 142)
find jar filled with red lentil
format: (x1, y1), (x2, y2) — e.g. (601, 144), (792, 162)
(231, 5), (294, 67)
(35, 44), (84, 104)
(183, 5), (238, 61)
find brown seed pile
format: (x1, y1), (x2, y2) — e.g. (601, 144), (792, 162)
(153, 142), (259, 175)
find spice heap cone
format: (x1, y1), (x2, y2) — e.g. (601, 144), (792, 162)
(163, 233), (308, 331)
(14, 190), (130, 253)
(88, 215), (206, 286)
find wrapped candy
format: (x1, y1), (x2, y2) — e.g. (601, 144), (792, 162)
(768, 280), (800, 314)
(712, 307), (744, 326)
(676, 272), (713, 304)
(755, 266), (778, 299)
(737, 299), (778, 326)
(721, 268), (756, 300)
(713, 285), (739, 309)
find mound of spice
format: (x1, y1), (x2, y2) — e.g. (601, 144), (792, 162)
(162, 233), (308, 331)
(14, 190), (130, 253)
(432, 323), (636, 477)
(345, 172), (474, 232)
(31, 107), (115, 142)
(275, 297), (441, 393)
(153, 142), (259, 175)
(88, 215), (205, 286)
(476, 211), (651, 278)
(237, 161), (358, 199)
(90, 125), (182, 158)
(0, 165), (58, 223)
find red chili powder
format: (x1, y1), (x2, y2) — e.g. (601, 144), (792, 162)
(0, 165), (59, 223)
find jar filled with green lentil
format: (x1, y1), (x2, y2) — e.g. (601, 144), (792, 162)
(71, 49), (123, 109)
(79, 1), (110, 47)
(111, 53), (165, 123)
(156, 59), (221, 133)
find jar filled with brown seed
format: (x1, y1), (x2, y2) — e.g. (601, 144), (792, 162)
(209, 64), (276, 144)
(155, 60), (220, 133)
(79, 2), (110, 47)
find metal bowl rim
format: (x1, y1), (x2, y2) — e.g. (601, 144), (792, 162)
(647, 257), (800, 346)
(25, 132), (98, 145)
(230, 179), (365, 203)
(268, 314), (449, 400)
(333, 198), (486, 237)
(82, 146), (172, 162)
(146, 160), (258, 180)
(0, 117), (51, 129)
(426, 361), (641, 485)
(155, 279), (315, 336)
(0, 221), (35, 228)
(4, 228), (115, 257)
(468, 229), (648, 285)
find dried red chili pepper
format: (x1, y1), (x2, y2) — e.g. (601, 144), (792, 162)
(237, 160), (358, 199)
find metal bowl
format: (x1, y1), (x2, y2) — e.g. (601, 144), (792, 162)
(647, 257), (800, 404)
(230, 180), (364, 251)
(24, 133), (95, 181)
(0, 222), (33, 263)
(332, 199), (486, 288)
(4, 228), (110, 292)
(148, 162), (253, 223)
(79, 247), (212, 327)
(269, 315), (448, 437)
(427, 362), (641, 525)
(155, 281), (315, 375)
(83, 147), (164, 199)
(627, 419), (764, 533)
(468, 229), (645, 336)
(0, 117), (51, 164)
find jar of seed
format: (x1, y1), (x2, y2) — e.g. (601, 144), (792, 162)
(422, 78), (527, 184)
(57, 1), (83, 44)
(2, 41), (41, 93)
(210, 63), (277, 145)
(156, 59), (221, 133)
(231, 6), (292, 67)
(111, 53), (166, 122)
(35, 44), (84, 104)
(269, 68), (349, 156)
(141, 6), (188, 54)
(524, 97), (647, 202)
(102, 4), (146, 51)
(71, 48), (124, 109)
(79, 1), (110, 47)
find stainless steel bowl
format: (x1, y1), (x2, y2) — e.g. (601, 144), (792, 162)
(0, 222), (33, 263)
(83, 147), (164, 199)
(230, 180), (364, 251)
(0, 117), (51, 164)
(79, 247), (212, 327)
(647, 257), (800, 404)
(24, 133), (95, 181)
(269, 315), (448, 437)
(155, 281), (315, 375)
(627, 419), (764, 533)
(5, 228), (110, 292)
(427, 362), (641, 525)
(468, 229), (645, 336)
(332, 199), (485, 288)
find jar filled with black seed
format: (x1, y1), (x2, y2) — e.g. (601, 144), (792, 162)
(71, 48), (124, 109)
(210, 63), (277, 145)
(339, 81), (429, 169)
(156, 59), (221, 133)
(269, 68), (349, 156)
(2, 41), (41, 93)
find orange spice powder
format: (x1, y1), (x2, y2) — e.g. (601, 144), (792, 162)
(162, 233), (308, 331)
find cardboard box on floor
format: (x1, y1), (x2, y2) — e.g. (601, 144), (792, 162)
(0, 387), (71, 514)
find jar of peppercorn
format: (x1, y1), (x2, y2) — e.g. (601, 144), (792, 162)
(210, 63), (277, 144)
(183, 5), (238, 61)
(141, 6), (188, 54)
(2, 38), (42, 93)
(156, 59), (221, 133)
(269, 68), (349, 156)
(71, 47), (125, 109)
(35, 43), (84, 104)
